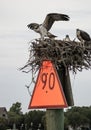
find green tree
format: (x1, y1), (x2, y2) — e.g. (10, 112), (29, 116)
(8, 102), (24, 129)
(0, 117), (8, 130)
(65, 107), (90, 129)
(24, 110), (45, 129)
(9, 102), (22, 114)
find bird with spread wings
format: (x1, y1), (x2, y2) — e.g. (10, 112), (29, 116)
(27, 13), (70, 40)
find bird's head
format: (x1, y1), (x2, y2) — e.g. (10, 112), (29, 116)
(76, 29), (81, 36)
(66, 35), (69, 38)
(76, 28), (80, 32)
(27, 23), (39, 30)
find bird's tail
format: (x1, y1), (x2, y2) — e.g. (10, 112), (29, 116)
(48, 32), (57, 39)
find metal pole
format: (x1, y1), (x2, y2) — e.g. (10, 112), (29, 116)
(57, 67), (74, 106)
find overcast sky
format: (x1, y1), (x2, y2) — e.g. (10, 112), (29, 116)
(0, 0), (91, 113)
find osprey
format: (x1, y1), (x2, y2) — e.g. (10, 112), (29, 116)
(63, 35), (71, 41)
(27, 13), (70, 40)
(76, 29), (91, 42)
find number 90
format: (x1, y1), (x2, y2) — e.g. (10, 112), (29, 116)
(41, 72), (55, 90)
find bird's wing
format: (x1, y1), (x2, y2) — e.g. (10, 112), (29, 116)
(42, 13), (70, 31)
(80, 30), (91, 41)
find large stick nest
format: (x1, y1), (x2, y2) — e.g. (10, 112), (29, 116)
(21, 38), (91, 73)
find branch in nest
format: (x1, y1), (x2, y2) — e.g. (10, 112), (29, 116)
(20, 38), (91, 74)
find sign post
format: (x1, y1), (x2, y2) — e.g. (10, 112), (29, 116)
(46, 66), (74, 130)
(46, 109), (64, 130)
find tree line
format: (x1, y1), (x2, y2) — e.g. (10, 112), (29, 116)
(65, 106), (91, 130)
(0, 102), (91, 130)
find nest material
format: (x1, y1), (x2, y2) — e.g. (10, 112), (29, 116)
(21, 38), (91, 73)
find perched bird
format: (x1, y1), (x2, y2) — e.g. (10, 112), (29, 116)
(27, 13), (70, 40)
(76, 29), (91, 43)
(63, 35), (71, 41)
